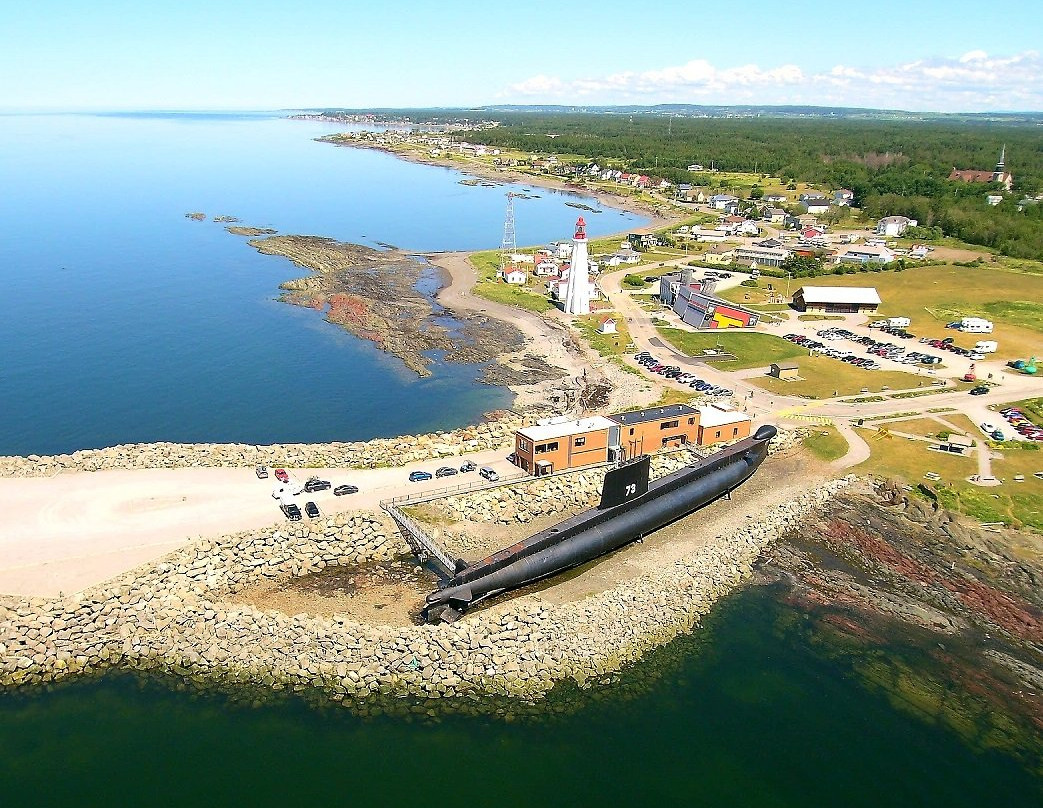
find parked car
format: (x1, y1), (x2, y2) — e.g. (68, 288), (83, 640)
(969, 386), (989, 396)
(435, 466), (458, 478)
(408, 470), (433, 482)
(459, 461), (476, 473)
(280, 502), (302, 521)
(479, 466), (499, 481)
(333, 484), (359, 496)
(304, 501), (320, 519)
(274, 468), (289, 483)
(303, 477), (331, 493)
(255, 465), (269, 479)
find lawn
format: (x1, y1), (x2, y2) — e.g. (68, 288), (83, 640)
(469, 250), (553, 313)
(853, 427), (1043, 531)
(654, 328), (806, 370)
(574, 314), (633, 358)
(803, 427), (850, 462)
(878, 417), (958, 439)
(751, 355), (925, 398)
(795, 265), (1043, 360)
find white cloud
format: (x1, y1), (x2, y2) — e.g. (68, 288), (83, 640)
(501, 51), (1043, 112)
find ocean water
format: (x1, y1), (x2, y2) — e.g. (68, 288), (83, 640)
(1, 587), (1038, 807)
(0, 112), (644, 456)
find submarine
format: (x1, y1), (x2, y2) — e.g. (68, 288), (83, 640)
(421, 423), (777, 623)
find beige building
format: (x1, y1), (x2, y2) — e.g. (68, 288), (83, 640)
(769, 362), (799, 380)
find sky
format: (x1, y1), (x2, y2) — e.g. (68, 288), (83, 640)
(1, 0), (1041, 112)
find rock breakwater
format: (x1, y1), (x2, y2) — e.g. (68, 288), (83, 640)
(0, 412), (525, 477)
(2, 431), (848, 713)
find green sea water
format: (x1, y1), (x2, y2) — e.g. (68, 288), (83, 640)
(2, 587), (1038, 807)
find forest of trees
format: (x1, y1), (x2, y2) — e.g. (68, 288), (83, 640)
(462, 114), (1043, 259)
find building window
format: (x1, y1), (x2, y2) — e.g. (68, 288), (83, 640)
(688, 417), (695, 425)
(518, 438), (531, 452)
(660, 420), (679, 430)
(732, 427), (739, 437)
(629, 428), (634, 436)
(535, 441), (559, 454)
(715, 430), (721, 439)
(575, 436), (586, 447)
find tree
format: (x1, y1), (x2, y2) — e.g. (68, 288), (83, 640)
(750, 185), (764, 199)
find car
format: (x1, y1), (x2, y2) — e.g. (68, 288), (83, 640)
(304, 501), (320, 519)
(435, 466), (458, 478)
(991, 430), (1005, 441)
(280, 502), (302, 521)
(303, 477), (331, 493)
(479, 466), (499, 481)
(408, 470), (433, 482)
(333, 484), (359, 496)
(968, 352), (986, 360)
(969, 386), (989, 395)
(274, 468), (289, 483)
(255, 465), (269, 479)
(980, 422), (997, 433)
(459, 461), (476, 472)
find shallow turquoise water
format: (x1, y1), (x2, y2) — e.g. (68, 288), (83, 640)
(1, 588), (1038, 807)
(0, 112), (644, 456)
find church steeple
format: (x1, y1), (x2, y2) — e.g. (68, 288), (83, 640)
(992, 144), (1009, 186)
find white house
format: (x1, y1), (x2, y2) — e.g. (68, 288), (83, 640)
(504, 268), (528, 285)
(687, 164), (705, 172)
(986, 194), (1004, 206)
(596, 317), (618, 335)
(534, 261), (560, 277)
(875, 216), (917, 237)
(833, 189), (855, 206)
(799, 193), (830, 214)
(764, 193), (787, 203)
(835, 245), (896, 264)
(709, 194), (739, 210)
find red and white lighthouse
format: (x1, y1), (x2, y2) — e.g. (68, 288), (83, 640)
(563, 217), (590, 315)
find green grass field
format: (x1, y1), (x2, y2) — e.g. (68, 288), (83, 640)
(752, 355), (925, 398)
(854, 427), (1043, 531)
(795, 265), (1043, 359)
(574, 314), (633, 357)
(655, 328), (805, 370)
(802, 427), (850, 461)
(469, 250), (554, 313)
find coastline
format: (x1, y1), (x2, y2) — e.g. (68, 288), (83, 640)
(3, 432), (860, 713)
(318, 135), (680, 234)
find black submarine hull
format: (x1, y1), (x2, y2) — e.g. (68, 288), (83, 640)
(421, 424), (777, 623)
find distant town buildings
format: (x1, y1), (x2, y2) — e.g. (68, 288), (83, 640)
(949, 146), (1013, 192)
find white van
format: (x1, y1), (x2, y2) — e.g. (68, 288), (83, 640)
(974, 340), (998, 353)
(887, 317), (911, 328)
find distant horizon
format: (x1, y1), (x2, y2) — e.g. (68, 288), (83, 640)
(2, 103), (1041, 119)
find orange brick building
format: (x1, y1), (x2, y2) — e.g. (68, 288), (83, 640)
(608, 404), (701, 460)
(513, 416), (617, 476)
(698, 404), (753, 445)
(511, 405), (754, 473)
